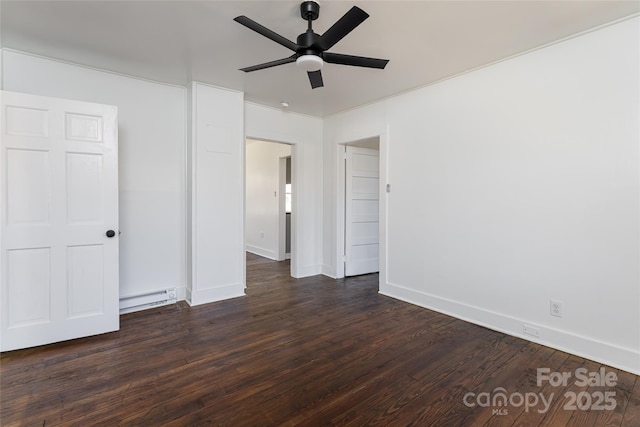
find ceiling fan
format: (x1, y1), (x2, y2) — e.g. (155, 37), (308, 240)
(234, 1), (389, 89)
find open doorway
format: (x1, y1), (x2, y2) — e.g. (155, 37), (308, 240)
(337, 137), (381, 278)
(245, 139), (294, 275)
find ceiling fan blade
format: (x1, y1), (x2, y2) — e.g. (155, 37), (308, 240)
(307, 70), (324, 89)
(234, 16), (298, 52)
(319, 6), (369, 51)
(323, 52), (389, 69)
(240, 55), (297, 72)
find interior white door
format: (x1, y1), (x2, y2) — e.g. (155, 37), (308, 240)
(1, 91), (119, 351)
(345, 146), (379, 276)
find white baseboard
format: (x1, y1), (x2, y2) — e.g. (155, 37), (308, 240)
(292, 264), (322, 278)
(381, 282), (640, 376)
(187, 283), (245, 306)
(321, 264), (338, 279)
(246, 245), (277, 260)
(176, 285), (186, 301)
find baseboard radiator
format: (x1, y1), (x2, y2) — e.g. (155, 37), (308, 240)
(119, 287), (177, 314)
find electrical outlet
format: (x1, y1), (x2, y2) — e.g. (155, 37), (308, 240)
(550, 300), (563, 317)
(523, 324), (540, 337)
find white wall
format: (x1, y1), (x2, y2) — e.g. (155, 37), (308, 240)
(245, 140), (291, 260)
(187, 82), (245, 305)
(324, 17), (640, 374)
(2, 50), (187, 301)
(322, 102), (387, 279)
(245, 103), (323, 278)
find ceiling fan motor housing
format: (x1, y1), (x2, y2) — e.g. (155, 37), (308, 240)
(300, 1), (320, 21)
(297, 31), (321, 56)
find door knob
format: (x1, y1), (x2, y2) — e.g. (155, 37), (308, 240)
(106, 230), (116, 238)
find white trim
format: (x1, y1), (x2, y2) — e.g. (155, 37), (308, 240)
(176, 285), (186, 302)
(292, 264), (322, 279)
(182, 81), (189, 312)
(321, 264), (338, 279)
(187, 284), (245, 307)
(246, 245), (277, 261)
(380, 128), (389, 288)
(244, 136), (299, 278)
(192, 79), (243, 95)
(0, 48), (4, 89)
(2, 48), (185, 89)
(335, 144), (347, 278)
(244, 101), (320, 121)
(333, 132), (387, 281)
(381, 282), (640, 376)
(185, 286), (193, 305)
(277, 156), (288, 261)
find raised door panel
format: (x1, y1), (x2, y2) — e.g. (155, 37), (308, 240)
(65, 113), (103, 143)
(6, 149), (50, 226)
(5, 106), (48, 137)
(7, 248), (51, 328)
(66, 153), (103, 224)
(67, 245), (104, 318)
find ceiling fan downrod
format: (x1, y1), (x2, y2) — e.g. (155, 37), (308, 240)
(298, 1), (321, 55)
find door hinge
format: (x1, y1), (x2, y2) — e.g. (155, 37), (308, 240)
(342, 255), (347, 262)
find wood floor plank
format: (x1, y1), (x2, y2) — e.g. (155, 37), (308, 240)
(120, 299), (449, 424)
(512, 354), (586, 427)
(257, 321), (497, 424)
(622, 374), (640, 427)
(1, 253), (637, 426)
(454, 343), (557, 426)
(483, 348), (570, 427)
(579, 366), (635, 427)
(371, 337), (530, 426)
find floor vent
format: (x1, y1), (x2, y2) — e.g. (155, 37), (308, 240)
(119, 288), (177, 314)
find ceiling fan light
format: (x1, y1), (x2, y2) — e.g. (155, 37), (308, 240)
(296, 54), (323, 71)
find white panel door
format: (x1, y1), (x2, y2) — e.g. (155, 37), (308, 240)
(1, 91), (119, 351)
(345, 146), (379, 276)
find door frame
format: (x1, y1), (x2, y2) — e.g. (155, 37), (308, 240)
(277, 155), (291, 261)
(335, 132), (388, 283)
(244, 137), (297, 277)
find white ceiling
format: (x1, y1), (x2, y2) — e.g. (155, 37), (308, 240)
(2, 1), (638, 117)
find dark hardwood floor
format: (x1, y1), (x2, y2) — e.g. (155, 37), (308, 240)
(1, 253), (638, 426)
